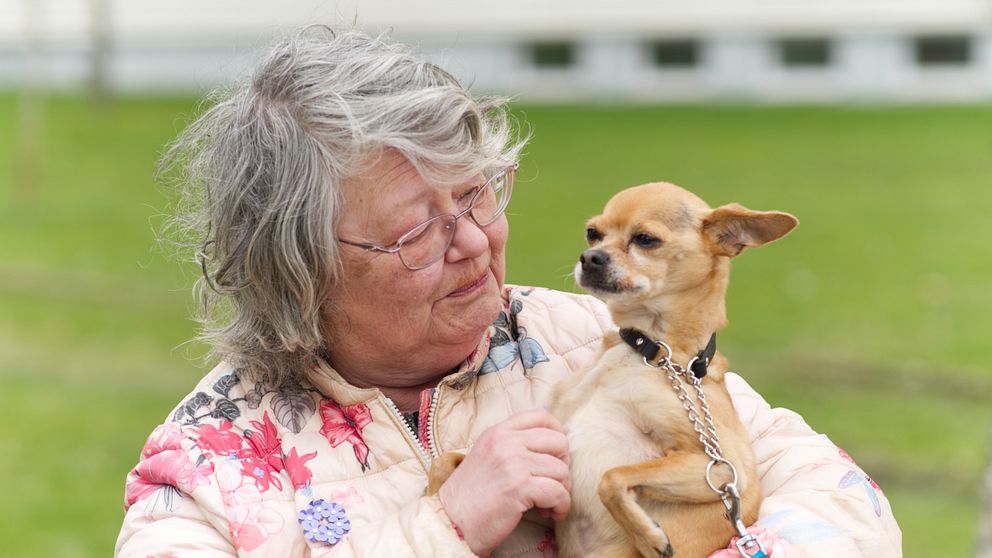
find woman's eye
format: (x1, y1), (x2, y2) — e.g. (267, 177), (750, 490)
(400, 219), (435, 247)
(586, 227), (603, 243)
(632, 233), (660, 248)
(458, 187), (479, 204)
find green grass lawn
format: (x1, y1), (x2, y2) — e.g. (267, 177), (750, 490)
(1, 95), (990, 557)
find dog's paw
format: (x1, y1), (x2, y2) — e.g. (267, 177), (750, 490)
(426, 451), (465, 495)
(630, 528), (673, 558)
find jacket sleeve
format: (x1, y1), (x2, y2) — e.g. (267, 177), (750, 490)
(115, 421), (242, 558)
(117, 485), (475, 558)
(116, 492), (237, 557)
(723, 373), (903, 557)
(115, 421), (477, 558)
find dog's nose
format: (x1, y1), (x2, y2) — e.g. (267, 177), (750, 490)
(580, 249), (611, 272)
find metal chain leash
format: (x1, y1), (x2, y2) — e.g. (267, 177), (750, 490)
(641, 341), (768, 558)
(663, 357), (722, 462)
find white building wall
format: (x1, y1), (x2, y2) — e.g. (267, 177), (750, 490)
(2, 0), (992, 101)
(705, 35), (771, 99)
(976, 32), (992, 89)
(836, 35), (907, 98)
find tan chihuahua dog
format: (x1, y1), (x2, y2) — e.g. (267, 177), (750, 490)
(550, 182), (797, 558)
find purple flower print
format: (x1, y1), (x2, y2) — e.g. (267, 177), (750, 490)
(299, 499), (351, 545)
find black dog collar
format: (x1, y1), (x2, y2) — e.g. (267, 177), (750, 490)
(618, 328), (716, 379)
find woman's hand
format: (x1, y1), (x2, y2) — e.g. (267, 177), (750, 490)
(437, 409), (571, 557)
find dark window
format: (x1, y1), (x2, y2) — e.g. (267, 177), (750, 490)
(650, 39), (699, 68)
(915, 36), (971, 65)
(778, 38), (831, 67)
(528, 41), (575, 68)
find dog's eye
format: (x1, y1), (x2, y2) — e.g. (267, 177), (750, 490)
(631, 233), (660, 248)
(586, 227), (603, 243)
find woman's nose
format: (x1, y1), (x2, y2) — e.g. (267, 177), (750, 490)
(444, 216), (490, 263)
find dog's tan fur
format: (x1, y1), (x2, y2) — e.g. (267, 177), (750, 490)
(550, 182), (797, 558)
(427, 451), (465, 495)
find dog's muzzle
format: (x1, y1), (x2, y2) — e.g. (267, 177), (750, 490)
(579, 249), (610, 273)
(577, 249), (623, 293)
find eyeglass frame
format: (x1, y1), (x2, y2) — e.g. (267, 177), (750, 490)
(337, 161), (519, 270)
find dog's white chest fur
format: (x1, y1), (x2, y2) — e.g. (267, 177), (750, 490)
(553, 352), (691, 553)
(565, 394), (660, 469)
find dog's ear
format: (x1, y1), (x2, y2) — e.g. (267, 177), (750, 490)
(702, 203), (799, 257)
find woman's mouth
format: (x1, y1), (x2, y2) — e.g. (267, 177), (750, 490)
(449, 270), (491, 297)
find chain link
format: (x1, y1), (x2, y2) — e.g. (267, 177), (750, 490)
(660, 357), (723, 462)
(645, 350), (767, 558)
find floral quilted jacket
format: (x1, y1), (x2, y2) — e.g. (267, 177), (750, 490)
(115, 285), (901, 557)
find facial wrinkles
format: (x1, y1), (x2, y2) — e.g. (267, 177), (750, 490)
(335, 158), (422, 314)
(359, 158), (425, 242)
(341, 155), (422, 242)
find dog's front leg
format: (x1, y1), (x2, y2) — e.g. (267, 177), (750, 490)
(426, 451), (465, 495)
(598, 451), (733, 557)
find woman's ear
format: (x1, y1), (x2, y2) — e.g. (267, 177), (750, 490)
(701, 203), (799, 257)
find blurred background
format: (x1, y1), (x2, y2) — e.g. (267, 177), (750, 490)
(1, 1), (990, 556)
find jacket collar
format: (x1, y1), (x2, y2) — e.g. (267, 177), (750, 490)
(306, 331), (492, 404)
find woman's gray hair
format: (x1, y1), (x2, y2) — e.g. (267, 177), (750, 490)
(162, 27), (526, 387)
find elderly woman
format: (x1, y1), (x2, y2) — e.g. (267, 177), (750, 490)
(116, 29), (901, 558)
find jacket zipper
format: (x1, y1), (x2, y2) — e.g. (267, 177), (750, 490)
(383, 396), (432, 465)
(426, 387), (440, 459)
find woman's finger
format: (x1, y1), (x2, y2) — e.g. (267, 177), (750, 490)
(526, 452), (572, 491)
(526, 476), (571, 521)
(501, 409), (566, 434)
(516, 427), (570, 462)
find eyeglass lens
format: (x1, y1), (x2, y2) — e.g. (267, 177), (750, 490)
(397, 170), (513, 269)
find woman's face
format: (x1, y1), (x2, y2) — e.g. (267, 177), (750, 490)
(324, 151), (508, 386)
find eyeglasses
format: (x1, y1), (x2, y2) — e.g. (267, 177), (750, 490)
(338, 162), (519, 270)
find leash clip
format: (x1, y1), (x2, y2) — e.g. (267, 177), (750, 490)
(721, 482), (768, 558)
(734, 534), (767, 558)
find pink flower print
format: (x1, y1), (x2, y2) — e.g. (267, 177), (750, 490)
(538, 529), (557, 558)
(125, 446), (214, 508)
(329, 486), (365, 506)
(125, 477), (161, 508)
(195, 419), (245, 456)
(237, 412), (286, 492)
(217, 464), (286, 551)
(230, 506), (285, 551)
(285, 447), (318, 489)
(238, 454), (283, 492)
(247, 412), (286, 472)
(140, 422), (185, 459)
(319, 400), (373, 471)
(229, 519), (266, 552)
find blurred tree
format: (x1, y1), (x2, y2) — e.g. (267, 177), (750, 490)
(88, 0), (112, 105)
(13, 0), (46, 206)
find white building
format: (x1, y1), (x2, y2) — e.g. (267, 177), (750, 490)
(2, 0), (992, 101)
